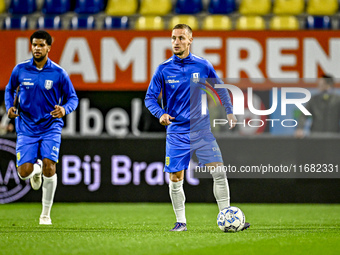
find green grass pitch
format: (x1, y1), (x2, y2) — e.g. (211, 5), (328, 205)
(0, 203), (339, 255)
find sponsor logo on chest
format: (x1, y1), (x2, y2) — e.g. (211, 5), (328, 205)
(22, 78), (34, 86)
(22, 82), (34, 86)
(166, 79), (180, 84)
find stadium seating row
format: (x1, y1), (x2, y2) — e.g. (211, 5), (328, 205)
(1, 0), (339, 16)
(1, 14), (335, 30)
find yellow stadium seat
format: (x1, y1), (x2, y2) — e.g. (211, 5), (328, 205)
(307, 0), (338, 15)
(0, 0), (5, 13)
(236, 16), (266, 30)
(273, 0), (304, 15)
(106, 0), (138, 16)
(239, 0), (271, 15)
(269, 16), (299, 30)
(135, 16), (165, 30)
(169, 15), (199, 30)
(202, 15), (232, 30)
(140, 0), (172, 16)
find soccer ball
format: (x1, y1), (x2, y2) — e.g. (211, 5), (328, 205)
(217, 206), (245, 232)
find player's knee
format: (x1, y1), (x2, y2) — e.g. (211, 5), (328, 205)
(42, 163), (56, 177)
(170, 176), (183, 182)
(210, 166), (226, 180)
(17, 170), (30, 179)
(17, 164), (33, 179)
(169, 171), (184, 182)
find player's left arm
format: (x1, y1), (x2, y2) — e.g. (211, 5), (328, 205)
(52, 71), (78, 118)
(207, 61), (237, 129)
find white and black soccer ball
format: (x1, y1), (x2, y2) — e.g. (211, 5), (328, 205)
(217, 206), (245, 232)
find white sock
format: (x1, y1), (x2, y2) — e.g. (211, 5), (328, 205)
(17, 162), (42, 180)
(169, 180), (186, 224)
(211, 166), (230, 211)
(41, 174), (57, 218)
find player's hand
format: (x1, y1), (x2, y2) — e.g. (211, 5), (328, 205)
(51, 105), (66, 118)
(227, 114), (237, 129)
(159, 114), (175, 126)
(7, 107), (19, 119)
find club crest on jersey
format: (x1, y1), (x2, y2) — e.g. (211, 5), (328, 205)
(191, 73), (200, 83)
(44, 80), (53, 90)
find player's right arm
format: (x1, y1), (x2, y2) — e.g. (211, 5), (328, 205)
(145, 67), (175, 125)
(145, 66), (167, 120)
(5, 66), (20, 119)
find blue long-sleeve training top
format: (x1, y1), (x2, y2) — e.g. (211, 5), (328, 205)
(145, 53), (233, 133)
(5, 58), (78, 136)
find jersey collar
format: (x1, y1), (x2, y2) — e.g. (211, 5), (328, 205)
(29, 57), (51, 70)
(172, 52), (193, 64)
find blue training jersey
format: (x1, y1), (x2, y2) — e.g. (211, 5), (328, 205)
(5, 58), (78, 136)
(145, 53), (233, 133)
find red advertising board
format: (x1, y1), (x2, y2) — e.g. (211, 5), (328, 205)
(0, 30), (339, 91)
